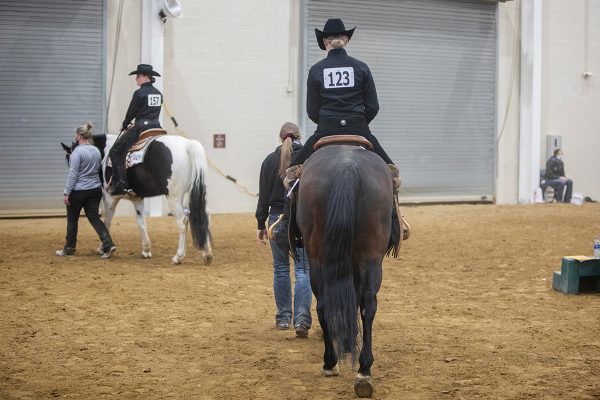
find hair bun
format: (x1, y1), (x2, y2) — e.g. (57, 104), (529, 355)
(86, 122), (93, 130)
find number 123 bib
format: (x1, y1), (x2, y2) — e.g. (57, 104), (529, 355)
(323, 67), (354, 89)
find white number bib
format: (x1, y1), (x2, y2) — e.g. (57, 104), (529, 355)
(148, 94), (162, 106)
(323, 67), (354, 89)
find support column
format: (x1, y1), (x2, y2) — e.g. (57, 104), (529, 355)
(141, 0), (166, 216)
(518, 0), (542, 204)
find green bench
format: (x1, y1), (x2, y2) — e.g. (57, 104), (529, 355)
(552, 256), (600, 294)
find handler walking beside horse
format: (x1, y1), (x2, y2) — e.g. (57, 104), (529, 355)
(256, 123), (312, 338)
(56, 122), (116, 259)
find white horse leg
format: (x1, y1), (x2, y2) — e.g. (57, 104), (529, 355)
(98, 193), (120, 255)
(169, 196), (188, 265)
(201, 208), (213, 265)
(132, 199), (152, 258)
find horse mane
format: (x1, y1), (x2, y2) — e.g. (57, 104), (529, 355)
(91, 134), (108, 159)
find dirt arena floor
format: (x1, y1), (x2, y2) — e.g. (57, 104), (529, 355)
(1, 203), (599, 399)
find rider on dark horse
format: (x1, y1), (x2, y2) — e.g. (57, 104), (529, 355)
(284, 18), (409, 239)
(109, 64), (163, 196)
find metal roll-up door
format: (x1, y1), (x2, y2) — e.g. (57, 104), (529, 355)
(303, 0), (497, 201)
(0, 0), (104, 215)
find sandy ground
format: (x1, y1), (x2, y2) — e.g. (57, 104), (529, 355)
(0, 203), (599, 399)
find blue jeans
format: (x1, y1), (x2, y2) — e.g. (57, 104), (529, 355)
(546, 178), (573, 203)
(268, 213), (312, 328)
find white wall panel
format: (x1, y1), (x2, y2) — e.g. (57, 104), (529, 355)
(542, 0), (600, 202)
(163, 0), (297, 214)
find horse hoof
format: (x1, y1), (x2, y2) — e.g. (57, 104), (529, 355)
(354, 373), (373, 398)
(323, 364), (339, 377)
(142, 251), (152, 259)
(171, 256), (182, 265)
(96, 246), (104, 255)
(203, 254), (213, 266)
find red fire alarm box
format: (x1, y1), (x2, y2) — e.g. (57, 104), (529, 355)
(213, 134), (226, 148)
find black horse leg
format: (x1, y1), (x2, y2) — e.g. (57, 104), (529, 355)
(355, 260), (382, 398)
(358, 289), (377, 376)
(316, 297), (339, 375)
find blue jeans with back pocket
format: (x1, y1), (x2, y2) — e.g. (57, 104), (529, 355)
(268, 213), (312, 327)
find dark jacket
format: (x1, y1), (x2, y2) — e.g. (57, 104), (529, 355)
(306, 48), (379, 125)
(546, 155), (565, 179)
(256, 142), (303, 230)
(121, 82), (163, 131)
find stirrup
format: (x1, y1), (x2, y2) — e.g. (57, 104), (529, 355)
(401, 216), (411, 241)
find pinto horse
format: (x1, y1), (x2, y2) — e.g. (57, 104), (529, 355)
(61, 133), (213, 264)
(296, 144), (393, 398)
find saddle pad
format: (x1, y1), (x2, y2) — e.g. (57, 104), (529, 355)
(104, 135), (163, 169)
(314, 134), (373, 151)
(125, 135), (162, 168)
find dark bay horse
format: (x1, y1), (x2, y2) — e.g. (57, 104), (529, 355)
(296, 144), (393, 398)
(62, 133), (212, 264)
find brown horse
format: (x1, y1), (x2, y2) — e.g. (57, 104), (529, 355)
(296, 144), (393, 398)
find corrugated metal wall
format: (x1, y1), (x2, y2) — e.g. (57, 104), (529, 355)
(0, 0), (104, 214)
(303, 0), (497, 201)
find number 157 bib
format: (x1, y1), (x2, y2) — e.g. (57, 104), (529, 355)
(323, 67), (355, 89)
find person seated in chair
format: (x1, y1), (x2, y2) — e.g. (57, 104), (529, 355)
(288, 18), (399, 191)
(109, 64), (163, 196)
(545, 148), (573, 203)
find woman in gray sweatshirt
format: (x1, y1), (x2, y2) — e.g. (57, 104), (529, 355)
(56, 122), (116, 258)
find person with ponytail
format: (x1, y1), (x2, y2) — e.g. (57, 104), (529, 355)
(255, 122), (312, 338)
(56, 122), (117, 259)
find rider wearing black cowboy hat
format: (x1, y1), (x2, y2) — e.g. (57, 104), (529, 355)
(289, 18), (399, 190)
(283, 18), (408, 242)
(109, 64), (163, 196)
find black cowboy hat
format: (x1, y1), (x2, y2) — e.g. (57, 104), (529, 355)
(128, 64), (161, 77)
(315, 18), (356, 50)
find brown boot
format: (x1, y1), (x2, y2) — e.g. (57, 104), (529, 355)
(388, 164), (402, 196)
(393, 194), (411, 242)
(284, 165), (303, 191)
(401, 215), (411, 241)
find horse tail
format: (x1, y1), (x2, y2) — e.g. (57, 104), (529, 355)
(321, 162), (360, 363)
(186, 139), (210, 249)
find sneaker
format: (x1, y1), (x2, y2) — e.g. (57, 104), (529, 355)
(276, 321), (290, 330)
(295, 323), (309, 338)
(55, 249), (75, 257)
(101, 246), (117, 259)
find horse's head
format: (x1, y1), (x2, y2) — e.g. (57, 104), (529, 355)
(60, 141), (77, 166)
(60, 133), (108, 166)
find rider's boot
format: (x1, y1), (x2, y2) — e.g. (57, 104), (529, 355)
(111, 180), (127, 196)
(388, 164), (402, 195)
(388, 164), (411, 241)
(110, 159), (129, 196)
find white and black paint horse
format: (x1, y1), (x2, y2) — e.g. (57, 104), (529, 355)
(61, 133), (213, 264)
